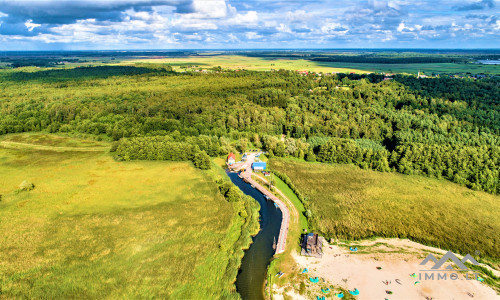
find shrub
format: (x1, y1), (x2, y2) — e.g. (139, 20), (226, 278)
(18, 180), (35, 192)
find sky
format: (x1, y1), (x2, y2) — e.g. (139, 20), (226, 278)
(0, 0), (498, 50)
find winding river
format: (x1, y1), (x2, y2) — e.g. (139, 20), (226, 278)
(228, 172), (283, 300)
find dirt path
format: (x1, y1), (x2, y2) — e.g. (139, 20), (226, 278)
(0, 141), (109, 152)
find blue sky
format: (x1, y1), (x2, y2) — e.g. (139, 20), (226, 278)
(0, 0), (498, 50)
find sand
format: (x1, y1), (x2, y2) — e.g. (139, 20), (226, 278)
(292, 238), (499, 300)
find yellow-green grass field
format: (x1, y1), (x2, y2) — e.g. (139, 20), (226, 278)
(123, 55), (499, 74)
(270, 158), (500, 266)
(124, 55), (369, 74)
(0, 134), (249, 299)
(0, 133), (110, 151)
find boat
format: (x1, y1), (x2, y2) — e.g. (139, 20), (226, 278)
(251, 184), (255, 188)
(272, 237), (277, 250)
(264, 195), (270, 200)
(274, 202), (279, 208)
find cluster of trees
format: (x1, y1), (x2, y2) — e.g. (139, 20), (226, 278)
(261, 135), (312, 160)
(1, 65), (498, 193)
(115, 136), (211, 170)
(393, 143), (499, 194)
(316, 138), (391, 172)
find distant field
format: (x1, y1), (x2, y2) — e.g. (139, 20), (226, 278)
(314, 61), (500, 74)
(270, 159), (500, 264)
(0, 133), (110, 151)
(0, 134), (246, 299)
(125, 55), (369, 74)
(124, 55), (499, 74)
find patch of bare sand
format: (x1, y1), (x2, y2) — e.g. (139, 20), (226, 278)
(292, 238), (499, 300)
(272, 285), (308, 300)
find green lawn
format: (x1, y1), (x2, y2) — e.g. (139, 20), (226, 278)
(0, 134), (250, 299)
(270, 158), (500, 266)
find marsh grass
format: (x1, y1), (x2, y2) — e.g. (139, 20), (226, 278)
(270, 159), (500, 267)
(0, 135), (255, 299)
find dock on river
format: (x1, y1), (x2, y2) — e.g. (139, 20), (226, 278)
(233, 152), (289, 255)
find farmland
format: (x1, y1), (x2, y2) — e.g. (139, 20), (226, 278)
(126, 55), (369, 73)
(0, 134), (256, 299)
(269, 158), (500, 266)
(125, 54), (500, 75)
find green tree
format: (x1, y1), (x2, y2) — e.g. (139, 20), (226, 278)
(193, 150), (211, 170)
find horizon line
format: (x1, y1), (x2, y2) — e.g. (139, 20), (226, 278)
(1, 48), (500, 52)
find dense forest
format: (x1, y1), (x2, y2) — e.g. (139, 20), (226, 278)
(0, 66), (498, 193)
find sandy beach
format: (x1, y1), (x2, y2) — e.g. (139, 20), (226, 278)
(287, 238), (499, 300)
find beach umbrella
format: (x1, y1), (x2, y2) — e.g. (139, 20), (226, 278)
(349, 288), (360, 296)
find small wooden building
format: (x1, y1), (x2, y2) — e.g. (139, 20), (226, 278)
(301, 233), (323, 258)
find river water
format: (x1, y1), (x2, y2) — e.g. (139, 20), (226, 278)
(228, 172), (283, 300)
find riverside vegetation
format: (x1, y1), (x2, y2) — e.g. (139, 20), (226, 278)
(0, 61), (499, 296)
(0, 133), (259, 298)
(270, 158), (500, 266)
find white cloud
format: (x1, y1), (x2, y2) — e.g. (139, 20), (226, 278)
(0, 0), (498, 49)
(228, 33), (239, 42)
(184, 33), (202, 40)
(245, 31), (262, 40)
(171, 17), (218, 30)
(188, 0), (229, 19)
(276, 23), (291, 33)
(25, 19), (41, 31)
(320, 21), (347, 35)
(227, 11), (258, 26)
(286, 10), (312, 22)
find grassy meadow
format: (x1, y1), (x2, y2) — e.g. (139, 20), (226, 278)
(0, 134), (254, 299)
(124, 55), (499, 74)
(270, 159), (500, 265)
(124, 55), (369, 73)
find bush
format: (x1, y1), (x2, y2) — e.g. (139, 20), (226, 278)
(18, 180), (35, 192)
(193, 150), (212, 170)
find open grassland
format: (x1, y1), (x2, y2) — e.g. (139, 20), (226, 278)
(0, 133), (110, 152)
(125, 55), (369, 73)
(0, 134), (250, 299)
(270, 159), (500, 266)
(125, 55), (499, 74)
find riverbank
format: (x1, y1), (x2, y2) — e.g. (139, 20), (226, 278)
(228, 172), (282, 300)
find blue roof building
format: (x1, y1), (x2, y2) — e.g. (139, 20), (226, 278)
(252, 162), (267, 171)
